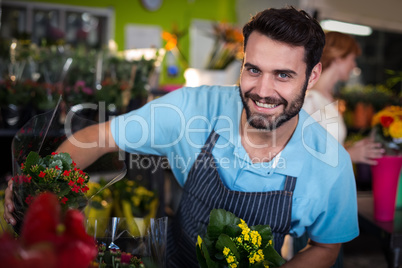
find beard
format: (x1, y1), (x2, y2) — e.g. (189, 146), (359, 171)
(239, 81), (308, 131)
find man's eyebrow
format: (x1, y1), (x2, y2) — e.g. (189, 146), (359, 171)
(244, 63), (259, 69)
(275, 69), (297, 75)
(244, 62), (298, 76)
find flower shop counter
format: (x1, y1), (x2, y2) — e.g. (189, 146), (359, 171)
(357, 191), (402, 268)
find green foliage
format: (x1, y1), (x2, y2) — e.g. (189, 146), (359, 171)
(196, 209), (286, 267)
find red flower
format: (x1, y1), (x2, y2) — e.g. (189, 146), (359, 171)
(25, 195), (34, 205)
(60, 197), (68, 204)
(77, 177), (85, 185)
(55, 165), (60, 170)
(63, 170), (71, 176)
(72, 161), (77, 167)
(380, 115), (394, 128)
(68, 180), (75, 186)
(51, 152), (58, 155)
(71, 184), (81, 193)
(38, 171), (46, 178)
(0, 193), (97, 268)
(81, 186), (89, 193)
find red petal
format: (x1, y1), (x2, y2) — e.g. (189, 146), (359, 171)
(21, 193), (61, 247)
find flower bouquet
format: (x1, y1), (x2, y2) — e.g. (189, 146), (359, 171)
(10, 99), (127, 234)
(196, 209), (286, 268)
(0, 192), (97, 268)
(371, 105), (402, 155)
(12, 151), (90, 234)
(205, 22), (243, 70)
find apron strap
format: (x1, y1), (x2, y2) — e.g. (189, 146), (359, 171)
(201, 130), (219, 153)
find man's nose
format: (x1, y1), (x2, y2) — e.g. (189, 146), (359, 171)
(255, 75), (276, 96)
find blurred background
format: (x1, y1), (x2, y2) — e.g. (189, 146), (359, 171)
(0, 1), (401, 266)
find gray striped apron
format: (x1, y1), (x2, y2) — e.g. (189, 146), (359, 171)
(166, 130), (297, 267)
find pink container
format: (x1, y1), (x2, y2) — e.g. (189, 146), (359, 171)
(371, 156), (402, 221)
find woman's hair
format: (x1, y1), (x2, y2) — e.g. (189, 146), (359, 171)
(242, 6), (325, 77)
(321, 31), (361, 71)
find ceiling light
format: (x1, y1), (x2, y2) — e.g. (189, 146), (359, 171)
(320, 19), (372, 36)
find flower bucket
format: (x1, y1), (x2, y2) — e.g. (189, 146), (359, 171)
(371, 156), (402, 221)
(86, 216), (168, 267)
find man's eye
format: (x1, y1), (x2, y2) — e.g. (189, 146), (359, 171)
(278, 73), (289, 79)
(249, 68), (259, 74)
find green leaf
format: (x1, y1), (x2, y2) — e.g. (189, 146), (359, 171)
(216, 234), (240, 260)
(263, 245), (286, 267)
(196, 244), (208, 268)
(24, 151), (41, 168)
(224, 224), (241, 237)
(207, 209), (240, 240)
(53, 153), (73, 170)
(201, 242), (219, 268)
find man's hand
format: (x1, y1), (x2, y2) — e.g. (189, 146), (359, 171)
(3, 179), (15, 225)
(282, 239), (341, 268)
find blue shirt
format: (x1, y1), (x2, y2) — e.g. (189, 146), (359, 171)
(111, 85), (359, 244)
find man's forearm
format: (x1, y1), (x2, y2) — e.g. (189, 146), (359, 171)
(282, 240), (341, 268)
(56, 121), (119, 169)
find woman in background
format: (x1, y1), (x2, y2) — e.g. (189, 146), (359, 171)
(303, 31), (384, 165)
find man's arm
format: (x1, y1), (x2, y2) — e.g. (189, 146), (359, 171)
(56, 120), (119, 169)
(3, 120), (118, 225)
(282, 240), (341, 268)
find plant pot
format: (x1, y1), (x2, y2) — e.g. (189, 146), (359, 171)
(371, 155), (402, 221)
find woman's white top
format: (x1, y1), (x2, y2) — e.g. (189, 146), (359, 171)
(302, 89), (347, 144)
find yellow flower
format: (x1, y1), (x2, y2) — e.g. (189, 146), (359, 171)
(227, 255), (235, 263)
(389, 120), (402, 139)
(223, 247), (230, 256)
(230, 264), (237, 268)
(197, 235), (203, 249)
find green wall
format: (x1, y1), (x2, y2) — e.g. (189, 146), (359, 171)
(23, 0), (238, 85)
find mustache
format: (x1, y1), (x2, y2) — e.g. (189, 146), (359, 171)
(244, 91), (287, 106)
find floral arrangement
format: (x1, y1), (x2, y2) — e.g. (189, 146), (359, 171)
(371, 105), (402, 155)
(12, 151), (90, 233)
(196, 209), (285, 268)
(0, 192), (97, 267)
(112, 180), (158, 219)
(205, 22), (243, 70)
(92, 243), (146, 268)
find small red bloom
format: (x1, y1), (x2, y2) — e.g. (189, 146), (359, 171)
(380, 115), (394, 128)
(63, 170), (71, 176)
(68, 180), (75, 186)
(72, 161), (77, 167)
(81, 186), (89, 193)
(38, 171), (46, 178)
(51, 152), (58, 155)
(55, 165), (60, 170)
(23, 176), (32, 183)
(77, 177), (85, 185)
(21, 163), (24, 169)
(71, 185), (81, 193)
(25, 195), (34, 205)
(60, 197), (68, 204)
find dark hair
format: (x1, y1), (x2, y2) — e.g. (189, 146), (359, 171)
(242, 6), (325, 77)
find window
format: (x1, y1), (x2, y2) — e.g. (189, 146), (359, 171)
(0, 1), (113, 48)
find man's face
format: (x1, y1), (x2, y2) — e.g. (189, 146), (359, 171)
(239, 31), (318, 131)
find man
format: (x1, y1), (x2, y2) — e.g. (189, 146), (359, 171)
(4, 6), (358, 267)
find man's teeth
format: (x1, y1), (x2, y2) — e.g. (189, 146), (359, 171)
(255, 101), (279, 108)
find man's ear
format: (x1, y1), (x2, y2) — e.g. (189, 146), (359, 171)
(307, 62), (322, 90)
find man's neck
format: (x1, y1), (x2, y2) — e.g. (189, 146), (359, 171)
(239, 109), (298, 163)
